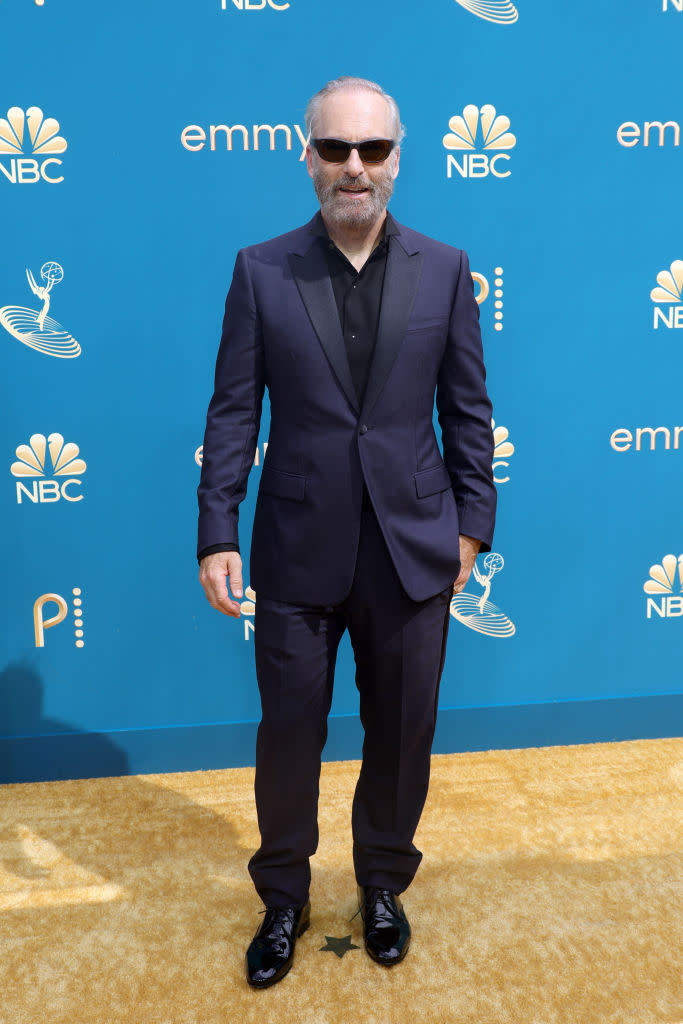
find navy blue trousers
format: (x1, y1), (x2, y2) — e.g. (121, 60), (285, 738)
(248, 485), (452, 908)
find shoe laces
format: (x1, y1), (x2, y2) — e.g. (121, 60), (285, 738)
(357, 887), (400, 920)
(256, 906), (297, 945)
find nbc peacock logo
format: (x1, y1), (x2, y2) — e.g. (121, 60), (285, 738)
(643, 554), (683, 619)
(492, 419), (514, 484)
(453, 0), (518, 24)
(450, 552), (516, 637)
(0, 107), (67, 184)
(443, 105), (516, 179)
(651, 260), (683, 330)
(222, 0), (290, 8)
(0, 262), (80, 357)
(11, 433), (86, 504)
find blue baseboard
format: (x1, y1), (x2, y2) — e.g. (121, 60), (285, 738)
(1, 693), (681, 784)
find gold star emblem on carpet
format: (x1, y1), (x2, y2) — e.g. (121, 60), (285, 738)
(319, 935), (360, 958)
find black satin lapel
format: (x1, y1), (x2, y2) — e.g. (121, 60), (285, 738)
(361, 242), (424, 420)
(288, 249), (359, 414)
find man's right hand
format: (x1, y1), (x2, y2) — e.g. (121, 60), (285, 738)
(199, 551), (244, 618)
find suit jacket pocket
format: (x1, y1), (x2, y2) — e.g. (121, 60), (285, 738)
(414, 463), (452, 498)
(404, 316), (450, 337)
(260, 466), (307, 501)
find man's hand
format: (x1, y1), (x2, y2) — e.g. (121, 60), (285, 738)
(199, 551), (244, 618)
(453, 534), (481, 594)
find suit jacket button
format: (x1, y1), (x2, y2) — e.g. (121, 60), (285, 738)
(359, 424), (368, 435)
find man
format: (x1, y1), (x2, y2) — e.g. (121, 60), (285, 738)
(197, 76), (496, 987)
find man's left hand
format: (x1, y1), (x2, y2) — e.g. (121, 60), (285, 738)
(453, 534), (481, 594)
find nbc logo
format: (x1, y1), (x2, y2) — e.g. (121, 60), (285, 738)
(492, 420), (514, 483)
(0, 107), (67, 184)
(0, 262), (80, 358)
(450, 552), (515, 637)
(651, 260), (683, 329)
(453, 0), (518, 23)
(222, 0), (289, 8)
(643, 554), (683, 619)
(443, 105), (516, 179)
(12, 434), (86, 504)
(34, 588), (85, 648)
(472, 265), (505, 331)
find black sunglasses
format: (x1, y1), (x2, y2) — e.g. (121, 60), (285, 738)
(311, 138), (396, 164)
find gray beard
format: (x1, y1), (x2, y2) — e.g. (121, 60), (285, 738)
(312, 165), (395, 230)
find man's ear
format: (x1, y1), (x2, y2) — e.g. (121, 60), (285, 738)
(391, 147), (401, 181)
(305, 146), (314, 179)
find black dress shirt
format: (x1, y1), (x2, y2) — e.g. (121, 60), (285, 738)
(197, 211), (396, 564)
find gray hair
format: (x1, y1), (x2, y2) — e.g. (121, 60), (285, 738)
(305, 76), (406, 144)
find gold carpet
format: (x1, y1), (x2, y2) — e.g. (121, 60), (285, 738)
(1, 738), (681, 1024)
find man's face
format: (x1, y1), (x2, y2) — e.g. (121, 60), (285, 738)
(306, 89), (400, 230)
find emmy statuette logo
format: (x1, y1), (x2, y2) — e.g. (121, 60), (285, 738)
(34, 588), (85, 648)
(450, 552), (515, 637)
(651, 260), (683, 330)
(452, 0), (518, 23)
(12, 433), (86, 504)
(0, 262), (80, 358)
(443, 105), (516, 179)
(644, 555), (683, 619)
(0, 107), (67, 184)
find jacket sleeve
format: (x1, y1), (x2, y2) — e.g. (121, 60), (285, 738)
(197, 249), (265, 558)
(436, 249), (497, 552)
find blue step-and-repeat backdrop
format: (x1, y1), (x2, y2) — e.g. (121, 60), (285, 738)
(2, 0), (682, 782)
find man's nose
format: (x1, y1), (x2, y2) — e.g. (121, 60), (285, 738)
(341, 146), (365, 176)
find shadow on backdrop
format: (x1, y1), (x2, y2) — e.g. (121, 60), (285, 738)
(0, 661), (129, 784)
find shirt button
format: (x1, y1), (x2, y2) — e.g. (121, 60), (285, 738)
(359, 424), (368, 435)
(351, 334), (356, 339)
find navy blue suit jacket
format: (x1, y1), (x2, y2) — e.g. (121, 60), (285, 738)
(197, 213), (497, 605)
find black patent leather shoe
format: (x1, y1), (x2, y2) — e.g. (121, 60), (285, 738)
(245, 900), (311, 988)
(357, 886), (411, 966)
